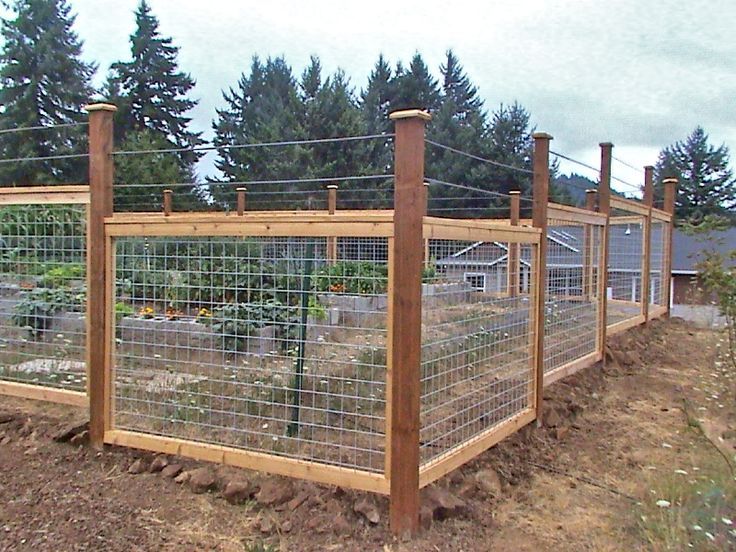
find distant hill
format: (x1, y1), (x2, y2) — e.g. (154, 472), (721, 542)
(554, 173), (597, 206)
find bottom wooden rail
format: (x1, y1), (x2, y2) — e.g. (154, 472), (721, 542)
(105, 429), (390, 495)
(607, 314), (647, 336)
(544, 351), (602, 387)
(0, 380), (87, 407)
(418, 408), (536, 488)
(648, 305), (668, 320)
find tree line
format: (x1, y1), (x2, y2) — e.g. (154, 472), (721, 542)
(0, 0), (733, 222)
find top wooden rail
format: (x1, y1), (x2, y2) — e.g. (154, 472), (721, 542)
(610, 196), (649, 216)
(547, 201), (607, 226)
(0, 185), (90, 205)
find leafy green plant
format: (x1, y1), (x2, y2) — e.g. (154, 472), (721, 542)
(308, 295), (327, 321)
(12, 287), (83, 338)
(115, 301), (134, 323)
(41, 263), (84, 288)
(211, 300), (290, 352)
(314, 260), (388, 294)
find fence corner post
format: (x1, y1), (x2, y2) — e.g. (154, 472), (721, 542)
(387, 108), (430, 537)
(598, 143), (613, 362)
(642, 166), (654, 322)
(84, 102), (116, 448)
(532, 132), (551, 426)
(663, 177), (677, 315)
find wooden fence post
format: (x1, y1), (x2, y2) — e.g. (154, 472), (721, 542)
(236, 187), (246, 216)
(532, 133), (551, 422)
(583, 189), (597, 301)
(84, 102), (116, 448)
(598, 143), (613, 361)
(388, 109), (430, 537)
(327, 185), (338, 264)
(663, 177), (677, 315)
(641, 166), (654, 321)
(508, 191), (521, 297)
(163, 189), (172, 216)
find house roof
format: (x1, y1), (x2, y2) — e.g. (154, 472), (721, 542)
(672, 227), (736, 273)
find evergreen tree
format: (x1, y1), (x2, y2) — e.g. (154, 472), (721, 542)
(211, 56), (307, 208)
(391, 53), (441, 113)
(359, 54), (394, 175)
(426, 50), (488, 216)
(655, 126), (736, 224)
(0, 0), (95, 185)
(108, 0), (202, 199)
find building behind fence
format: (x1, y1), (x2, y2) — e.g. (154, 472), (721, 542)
(0, 105), (677, 536)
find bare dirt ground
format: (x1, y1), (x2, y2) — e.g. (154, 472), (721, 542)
(1, 317), (734, 552)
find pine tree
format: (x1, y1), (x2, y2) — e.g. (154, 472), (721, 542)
(426, 50), (488, 216)
(0, 0), (95, 185)
(655, 126), (736, 224)
(358, 55), (395, 205)
(391, 53), (441, 113)
(109, 0), (202, 198)
(211, 56), (307, 208)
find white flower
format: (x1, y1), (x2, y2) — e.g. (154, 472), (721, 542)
(656, 500), (671, 508)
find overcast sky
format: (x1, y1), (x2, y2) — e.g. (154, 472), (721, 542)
(49, 0), (736, 191)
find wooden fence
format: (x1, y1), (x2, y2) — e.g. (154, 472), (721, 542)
(0, 105), (677, 536)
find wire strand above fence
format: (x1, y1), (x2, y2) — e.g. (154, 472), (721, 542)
(425, 139), (534, 174)
(111, 133), (395, 157)
(0, 121), (89, 135)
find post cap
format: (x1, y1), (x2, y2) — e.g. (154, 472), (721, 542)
(84, 103), (117, 113)
(236, 187), (247, 192)
(389, 109), (431, 121)
(532, 132), (553, 140)
(326, 184), (338, 189)
(509, 190), (521, 195)
(662, 177), (678, 184)
(163, 189), (173, 193)
(599, 142), (614, 148)
(644, 165), (655, 171)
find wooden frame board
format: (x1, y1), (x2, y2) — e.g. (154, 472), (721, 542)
(547, 202), (607, 226)
(610, 196), (649, 216)
(0, 381), (87, 407)
(105, 429), (389, 494)
(607, 314), (646, 336)
(648, 304), (668, 320)
(418, 408), (536, 488)
(544, 351), (602, 387)
(423, 216), (541, 244)
(0, 185), (90, 205)
(651, 208), (672, 223)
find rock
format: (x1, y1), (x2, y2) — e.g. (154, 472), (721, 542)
(148, 455), (169, 473)
(722, 429), (736, 440)
(174, 471), (190, 484)
(259, 516), (275, 534)
(69, 430), (89, 446)
(161, 464), (182, 479)
(543, 407), (562, 428)
(422, 487), (467, 521)
(475, 468), (503, 497)
(127, 458), (147, 474)
(555, 426), (570, 440)
(255, 479), (294, 507)
(419, 504), (434, 530)
(278, 491), (309, 512)
(53, 420), (89, 443)
(0, 413), (16, 425)
(188, 467), (217, 494)
(331, 514), (352, 536)
(281, 520), (292, 533)
(223, 480), (255, 505)
(353, 498), (380, 524)
(0, 436), (10, 445)
(18, 420), (34, 437)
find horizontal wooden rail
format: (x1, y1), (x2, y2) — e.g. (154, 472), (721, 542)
(648, 305), (668, 320)
(418, 408), (536, 488)
(544, 351), (602, 387)
(607, 314), (646, 336)
(609, 214), (646, 224)
(0, 185), (90, 205)
(105, 212), (395, 238)
(650, 208), (672, 222)
(0, 381), (87, 407)
(105, 429), (389, 494)
(610, 196), (649, 216)
(423, 216), (542, 244)
(547, 202), (607, 225)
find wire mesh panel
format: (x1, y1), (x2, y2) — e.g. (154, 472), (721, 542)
(649, 220), (667, 307)
(421, 238), (536, 466)
(0, 202), (87, 392)
(544, 220), (603, 373)
(607, 212), (645, 326)
(113, 235), (388, 473)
